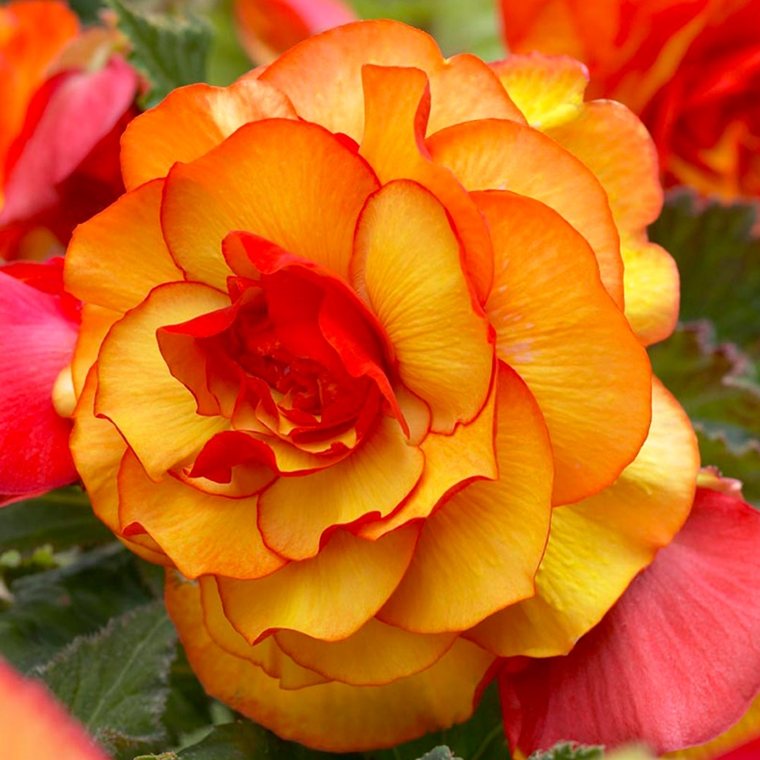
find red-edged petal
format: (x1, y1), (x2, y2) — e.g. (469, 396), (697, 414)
(0, 658), (108, 759)
(0, 266), (78, 500)
(500, 487), (760, 755)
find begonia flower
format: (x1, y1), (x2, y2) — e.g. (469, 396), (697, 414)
(0, 0), (139, 260)
(500, 486), (760, 755)
(235, 0), (356, 63)
(0, 658), (108, 759)
(0, 259), (79, 504)
(63, 20), (703, 750)
(499, 0), (760, 199)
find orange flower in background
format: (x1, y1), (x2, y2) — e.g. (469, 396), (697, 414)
(234, 0), (355, 63)
(64, 20), (699, 751)
(0, 0), (138, 260)
(500, 0), (760, 199)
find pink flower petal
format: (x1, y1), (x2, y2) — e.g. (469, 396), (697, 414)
(500, 487), (760, 755)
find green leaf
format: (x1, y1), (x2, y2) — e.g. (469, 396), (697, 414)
(418, 748), (462, 760)
(367, 683), (508, 760)
(527, 742), (604, 760)
(650, 321), (760, 504)
(649, 190), (760, 359)
(108, 0), (211, 108)
(0, 544), (156, 671)
(35, 600), (177, 756)
(0, 487), (111, 554)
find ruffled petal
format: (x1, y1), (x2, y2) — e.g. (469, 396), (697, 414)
(65, 179), (182, 314)
(476, 190), (650, 504)
(216, 524), (420, 643)
(352, 180), (494, 433)
(95, 283), (230, 479)
(120, 77), (297, 190)
(161, 119), (379, 289)
(378, 364), (552, 633)
(469, 379), (697, 657)
(427, 118), (624, 307)
(500, 487), (760, 755)
(167, 574), (494, 752)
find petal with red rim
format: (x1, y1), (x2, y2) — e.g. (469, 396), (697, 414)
(95, 283), (230, 480)
(65, 179), (182, 314)
(275, 618), (457, 686)
(167, 573), (494, 752)
(427, 118), (624, 306)
(358, 378), (498, 540)
(379, 364), (552, 633)
(161, 119), (379, 289)
(0, 269), (78, 500)
(353, 180), (493, 434)
(359, 64), (494, 301)
(121, 77), (298, 190)
(216, 524), (419, 643)
(476, 190), (650, 504)
(199, 577), (328, 689)
(258, 415), (424, 561)
(0, 658), (108, 760)
(500, 487), (760, 755)
(469, 379), (697, 657)
(117, 451), (282, 580)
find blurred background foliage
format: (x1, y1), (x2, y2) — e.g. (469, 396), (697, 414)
(2, 0), (758, 758)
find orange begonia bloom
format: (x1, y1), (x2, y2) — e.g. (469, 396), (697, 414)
(500, 0), (760, 199)
(64, 21), (698, 751)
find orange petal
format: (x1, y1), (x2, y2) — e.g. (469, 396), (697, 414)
(199, 577), (328, 689)
(275, 619), (457, 687)
(117, 450), (283, 580)
(491, 53), (588, 129)
(359, 64), (494, 301)
(358, 379), (498, 541)
(352, 180), (494, 433)
(257, 415), (424, 561)
(469, 378), (698, 657)
(379, 364), (552, 633)
(261, 19), (522, 143)
(427, 118), (624, 307)
(167, 573), (495, 752)
(476, 190), (651, 505)
(120, 77), (298, 190)
(547, 100), (662, 234)
(216, 524), (419, 643)
(71, 368), (168, 564)
(621, 237), (679, 346)
(161, 119), (379, 289)
(70, 304), (120, 397)
(65, 179), (182, 314)
(95, 283), (230, 480)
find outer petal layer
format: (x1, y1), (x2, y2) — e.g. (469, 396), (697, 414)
(476, 191), (650, 505)
(470, 379), (697, 657)
(500, 487), (760, 755)
(167, 574), (494, 752)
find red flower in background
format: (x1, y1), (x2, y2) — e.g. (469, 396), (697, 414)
(234, 0), (356, 63)
(0, 658), (107, 760)
(500, 0), (760, 199)
(0, 0), (138, 260)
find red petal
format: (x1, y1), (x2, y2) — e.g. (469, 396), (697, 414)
(500, 487), (760, 754)
(0, 658), (108, 759)
(0, 266), (79, 500)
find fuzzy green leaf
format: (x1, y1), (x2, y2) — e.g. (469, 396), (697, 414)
(108, 0), (211, 108)
(35, 599), (176, 756)
(417, 747), (462, 760)
(649, 190), (760, 358)
(650, 321), (760, 503)
(528, 742), (604, 760)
